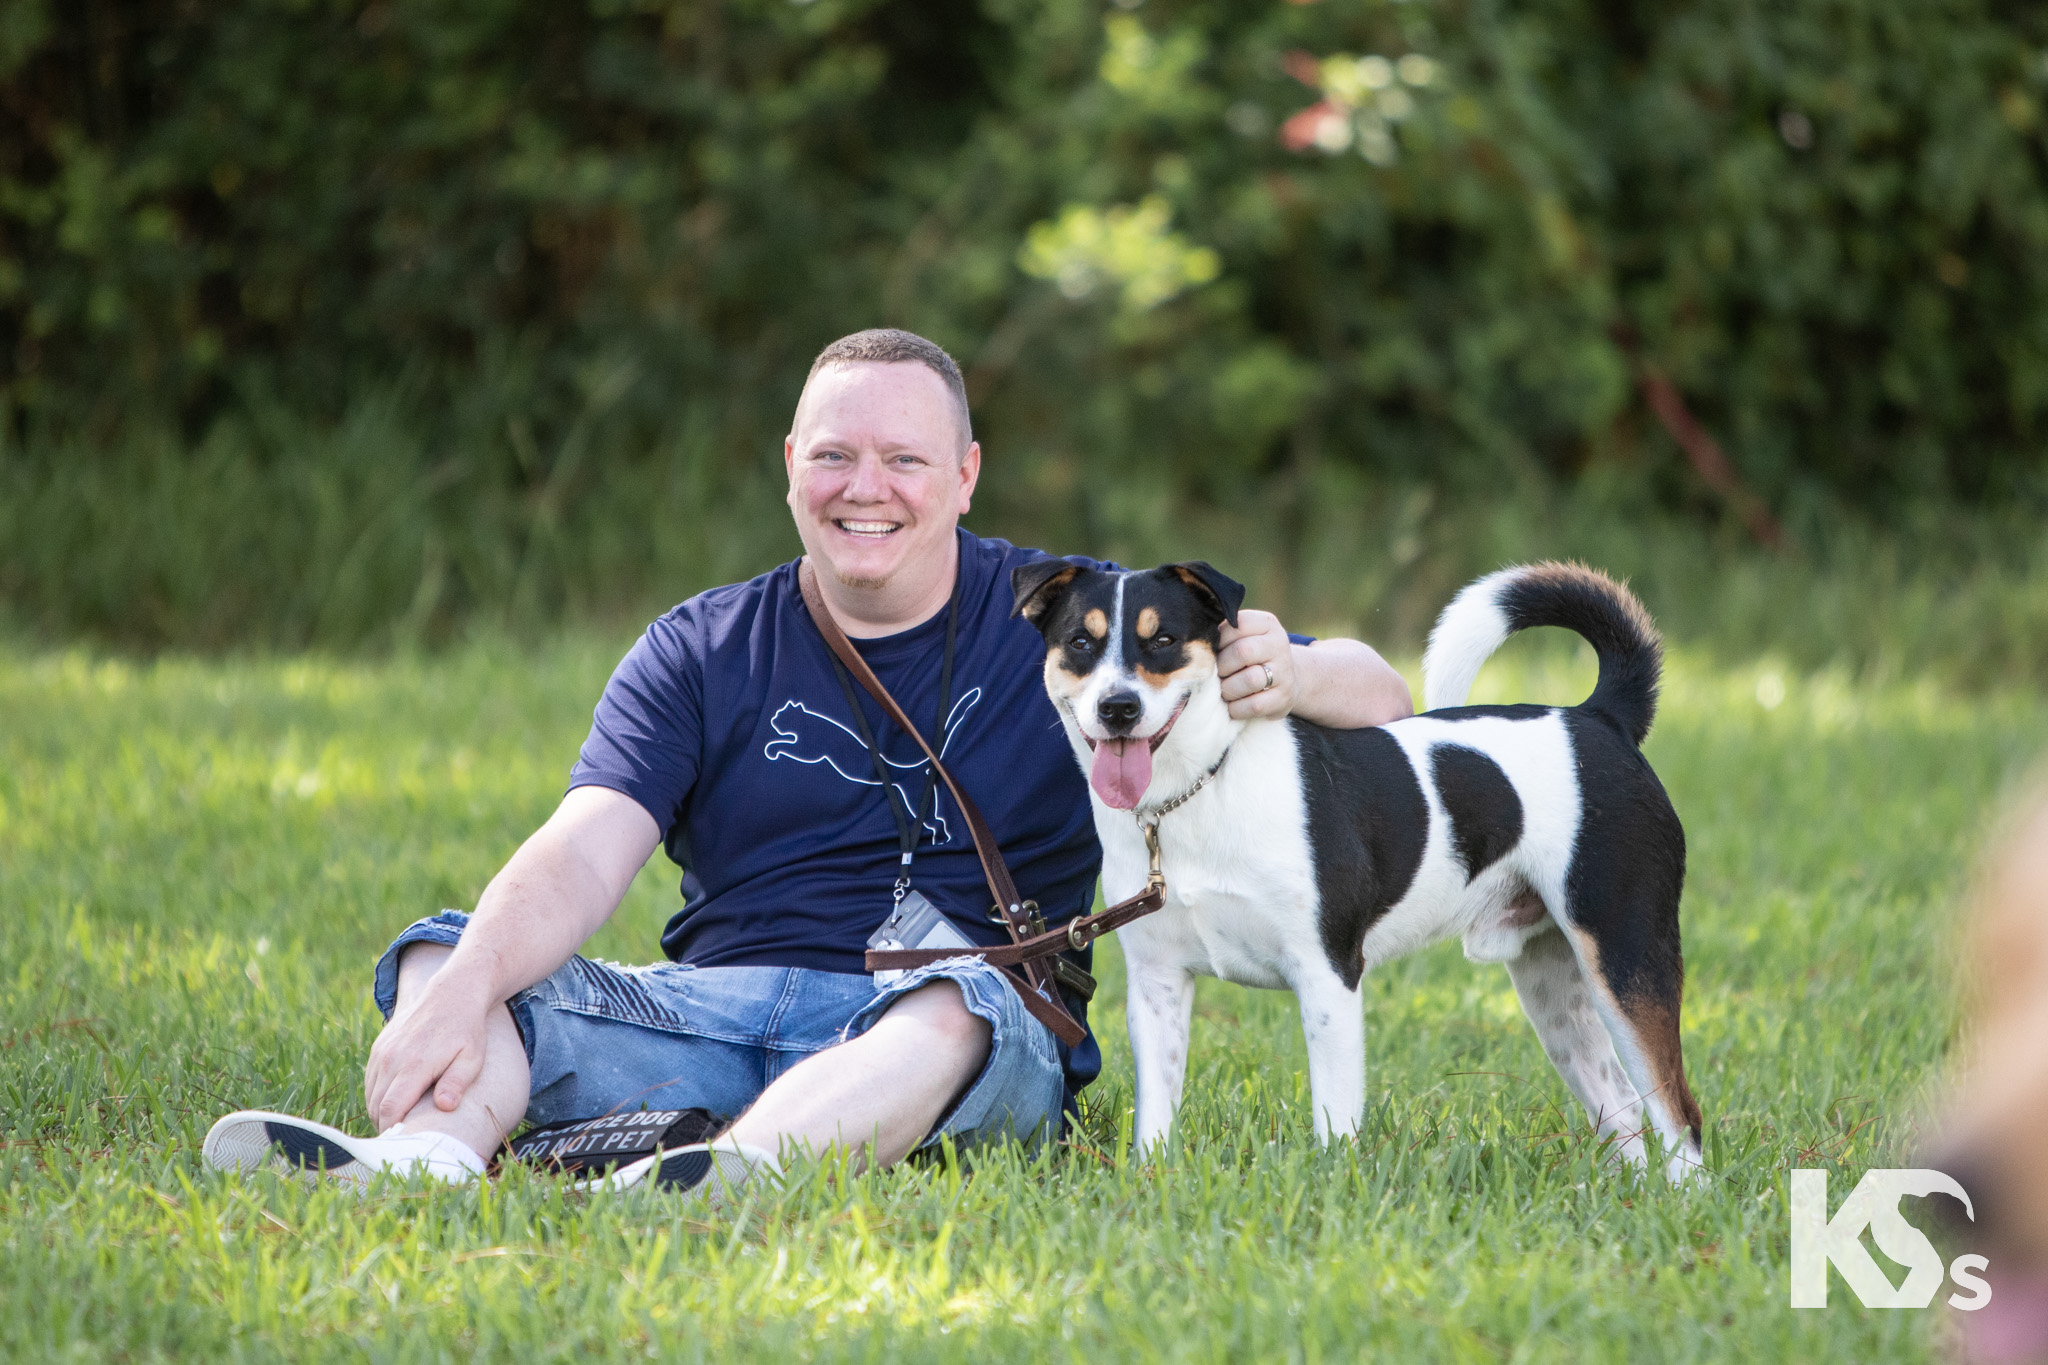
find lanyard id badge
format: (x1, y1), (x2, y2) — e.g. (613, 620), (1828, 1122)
(866, 889), (976, 985)
(829, 572), (966, 984)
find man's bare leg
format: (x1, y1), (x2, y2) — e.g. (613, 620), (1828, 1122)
(724, 980), (991, 1170)
(378, 943), (530, 1160)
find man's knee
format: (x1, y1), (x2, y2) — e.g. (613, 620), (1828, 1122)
(392, 941), (453, 1010)
(884, 979), (993, 1061)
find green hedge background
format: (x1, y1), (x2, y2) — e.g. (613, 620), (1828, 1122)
(3, 0), (2046, 662)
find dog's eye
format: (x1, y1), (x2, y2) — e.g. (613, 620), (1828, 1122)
(1067, 633), (1095, 652)
(1149, 634), (1176, 648)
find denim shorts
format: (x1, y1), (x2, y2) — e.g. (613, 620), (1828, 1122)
(371, 911), (1067, 1152)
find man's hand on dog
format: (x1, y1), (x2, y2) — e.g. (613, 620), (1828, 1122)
(1219, 612), (1415, 726)
(1217, 610), (1298, 720)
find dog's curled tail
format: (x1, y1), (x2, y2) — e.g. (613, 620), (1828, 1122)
(1423, 561), (1663, 745)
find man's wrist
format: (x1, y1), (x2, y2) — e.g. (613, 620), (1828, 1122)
(1287, 640), (1316, 718)
(412, 942), (506, 1012)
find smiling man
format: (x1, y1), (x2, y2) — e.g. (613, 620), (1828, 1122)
(202, 329), (1413, 1198)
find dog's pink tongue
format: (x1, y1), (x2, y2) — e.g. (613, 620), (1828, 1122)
(1089, 738), (1153, 809)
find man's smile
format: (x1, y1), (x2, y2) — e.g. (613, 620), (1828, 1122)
(833, 519), (903, 539)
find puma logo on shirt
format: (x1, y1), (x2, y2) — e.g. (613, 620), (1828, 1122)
(762, 689), (983, 845)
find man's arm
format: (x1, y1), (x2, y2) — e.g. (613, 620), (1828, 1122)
(363, 785), (660, 1130)
(1215, 610), (1414, 728)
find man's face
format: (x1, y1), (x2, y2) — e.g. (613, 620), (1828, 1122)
(784, 361), (980, 592)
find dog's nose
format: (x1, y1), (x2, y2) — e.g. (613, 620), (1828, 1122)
(1096, 692), (1142, 732)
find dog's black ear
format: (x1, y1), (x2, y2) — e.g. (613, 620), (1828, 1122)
(1168, 562), (1245, 628)
(1011, 558), (1084, 626)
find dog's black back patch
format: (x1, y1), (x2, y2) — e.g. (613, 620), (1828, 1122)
(1293, 720), (1427, 990)
(1431, 744), (1523, 881)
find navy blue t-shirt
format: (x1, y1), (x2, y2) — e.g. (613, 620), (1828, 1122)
(569, 529), (1108, 1092)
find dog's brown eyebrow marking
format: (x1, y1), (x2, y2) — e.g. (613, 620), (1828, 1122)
(1083, 608), (1108, 639)
(1136, 607), (1160, 638)
(1135, 639), (1210, 688)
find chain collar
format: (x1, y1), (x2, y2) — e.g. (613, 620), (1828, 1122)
(1130, 747), (1229, 895)
(1138, 746), (1231, 824)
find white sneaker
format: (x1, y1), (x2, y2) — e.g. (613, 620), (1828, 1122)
(202, 1110), (486, 1189)
(594, 1138), (781, 1209)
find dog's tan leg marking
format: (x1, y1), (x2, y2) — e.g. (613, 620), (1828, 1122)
(1504, 926), (1650, 1167)
(1618, 996), (1701, 1133)
(1555, 924), (1704, 1182)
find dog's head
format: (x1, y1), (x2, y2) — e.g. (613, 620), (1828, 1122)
(1011, 559), (1245, 810)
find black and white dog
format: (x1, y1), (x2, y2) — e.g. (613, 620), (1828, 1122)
(1012, 559), (1703, 1181)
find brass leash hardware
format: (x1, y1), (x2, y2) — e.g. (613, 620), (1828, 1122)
(1142, 818), (1165, 891)
(987, 897), (1042, 931)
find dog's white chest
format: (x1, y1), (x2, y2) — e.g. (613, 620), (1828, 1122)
(1101, 722), (1321, 992)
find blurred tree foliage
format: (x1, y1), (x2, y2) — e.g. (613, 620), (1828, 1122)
(2, 0), (2046, 647)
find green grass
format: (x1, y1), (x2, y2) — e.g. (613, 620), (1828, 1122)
(1, 631), (2037, 1361)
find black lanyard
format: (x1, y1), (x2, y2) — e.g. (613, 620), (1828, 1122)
(828, 574), (961, 905)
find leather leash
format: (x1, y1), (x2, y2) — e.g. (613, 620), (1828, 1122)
(797, 558), (1168, 1049)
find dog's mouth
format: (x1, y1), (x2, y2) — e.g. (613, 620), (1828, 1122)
(1082, 696), (1187, 810)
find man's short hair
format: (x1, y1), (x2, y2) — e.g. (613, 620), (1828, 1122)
(806, 328), (973, 451)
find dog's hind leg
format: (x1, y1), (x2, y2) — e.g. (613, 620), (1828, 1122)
(1296, 969), (1365, 1144)
(1124, 961), (1195, 1155)
(1505, 926), (1652, 1169)
(1547, 752), (1703, 1180)
(1552, 916), (1705, 1183)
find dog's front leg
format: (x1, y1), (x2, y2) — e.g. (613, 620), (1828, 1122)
(1296, 971), (1365, 1144)
(1123, 960), (1195, 1155)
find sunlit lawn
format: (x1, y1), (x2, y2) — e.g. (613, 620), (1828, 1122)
(1, 629), (2036, 1361)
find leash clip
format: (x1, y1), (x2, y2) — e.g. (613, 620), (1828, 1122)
(987, 898), (1043, 934)
(1142, 818), (1165, 891)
